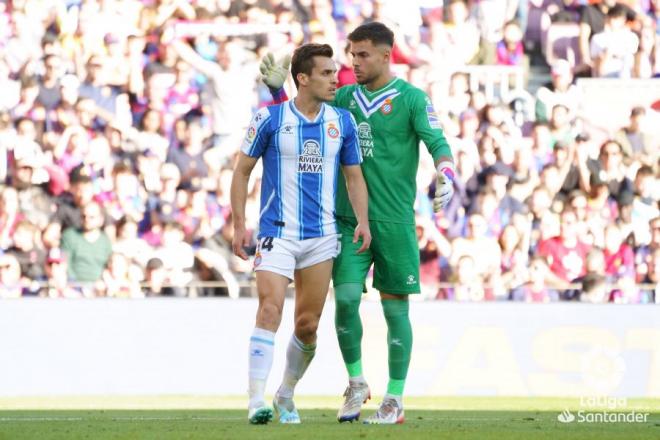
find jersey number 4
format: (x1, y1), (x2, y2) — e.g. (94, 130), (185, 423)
(261, 237), (274, 252)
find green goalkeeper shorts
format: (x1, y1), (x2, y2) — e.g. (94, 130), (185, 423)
(333, 216), (420, 294)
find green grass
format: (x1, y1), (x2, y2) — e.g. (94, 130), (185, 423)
(0, 397), (659, 440)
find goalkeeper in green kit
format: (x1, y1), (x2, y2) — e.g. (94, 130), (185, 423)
(260, 22), (455, 424)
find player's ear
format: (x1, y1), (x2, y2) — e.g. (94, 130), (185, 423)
(380, 45), (391, 64)
(296, 72), (308, 87)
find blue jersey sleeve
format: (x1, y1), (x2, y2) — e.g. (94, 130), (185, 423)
(339, 111), (362, 166)
(240, 107), (272, 158)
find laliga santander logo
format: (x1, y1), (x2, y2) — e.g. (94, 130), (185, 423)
(557, 409), (575, 423)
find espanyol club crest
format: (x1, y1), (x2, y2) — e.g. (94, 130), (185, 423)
(327, 123), (339, 139)
(254, 252), (262, 268)
(381, 99), (393, 115)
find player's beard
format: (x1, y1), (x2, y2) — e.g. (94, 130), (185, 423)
(355, 72), (377, 85)
(356, 67), (385, 87)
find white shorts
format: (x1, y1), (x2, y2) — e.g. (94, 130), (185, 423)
(254, 234), (340, 280)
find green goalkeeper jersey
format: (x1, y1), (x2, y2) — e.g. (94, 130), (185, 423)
(333, 77), (452, 224)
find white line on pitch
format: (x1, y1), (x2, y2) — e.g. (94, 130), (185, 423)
(0, 416), (526, 422)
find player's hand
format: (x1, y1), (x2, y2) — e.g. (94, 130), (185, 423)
(259, 52), (291, 90)
(433, 162), (455, 212)
(353, 223), (371, 254)
(232, 225), (250, 260)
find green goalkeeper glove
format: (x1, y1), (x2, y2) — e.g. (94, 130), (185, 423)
(259, 53), (291, 89)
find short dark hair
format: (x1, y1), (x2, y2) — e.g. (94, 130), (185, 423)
(630, 106), (646, 117)
(608, 4), (627, 19)
(347, 22), (394, 47)
(290, 43), (334, 89)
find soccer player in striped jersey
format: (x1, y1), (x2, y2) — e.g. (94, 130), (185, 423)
(260, 23), (455, 424)
(230, 43), (371, 425)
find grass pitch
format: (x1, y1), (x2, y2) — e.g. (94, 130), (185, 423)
(0, 396), (658, 440)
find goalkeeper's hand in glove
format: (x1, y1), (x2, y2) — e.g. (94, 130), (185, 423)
(259, 53), (291, 90)
(433, 162), (455, 212)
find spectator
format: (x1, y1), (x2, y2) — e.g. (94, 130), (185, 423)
(603, 223), (636, 280)
(6, 220), (46, 289)
(154, 221), (194, 295)
(582, 140), (634, 207)
(40, 248), (81, 298)
(61, 201), (112, 284)
(170, 33), (257, 156)
(635, 216), (660, 282)
(538, 208), (591, 282)
(552, 141), (580, 200)
(37, 54), (64, 112)
(0, 253), (23, 298)
(633, 22), (659, 78)
(78, 54), (125, 117)
(337, 43), (356, 87)
(474, 162), (526, 224)
(535, 59), (580, 123)
(511, 256), (560, 302)
(639, 247), (659, 303)
(548, 104), (577, 147)
(568, 247), (610, 302)
(470, 0), (519, 64)
(11, 156), (54, 230)
(451, 213), (502, 286)
(499, 224), (531, 291)
(578, 0), (636, 75)
(100, 253), (143, 298)
(113, 215), (153, 271)
(590, 5), (640, 78)
(143, 257), (176, 296)
(630, 166), (659, 246)
(0, 186), (22, 250)
(41, 221), (62, 253)
(165, 111), (210, 186)
(53, 74), (82, 131)
(441, 254), (489, 301)
(614, 106), (655, 161)
(432, 0), (481, 66)
(54, 164), (96, 231)
(496, 20), (526, 67)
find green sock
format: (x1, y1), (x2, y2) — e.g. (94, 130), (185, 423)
(346, 360), (363, 378)
(334, 283), (364, 378)
(381, 298), (412, 396)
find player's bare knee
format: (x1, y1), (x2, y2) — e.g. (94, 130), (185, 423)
(257, 301), (283, 330)
(294, 313), (320, 342)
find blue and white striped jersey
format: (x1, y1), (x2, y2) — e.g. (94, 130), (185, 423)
(241, 100), (362, 240)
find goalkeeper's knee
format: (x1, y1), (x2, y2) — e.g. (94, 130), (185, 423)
(334, 283), (363, 315)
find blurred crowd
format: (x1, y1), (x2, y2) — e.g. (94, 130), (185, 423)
(0, 0), (657, 301)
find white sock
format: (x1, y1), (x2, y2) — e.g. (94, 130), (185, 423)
(248, 327), (275, 408)
(349, 375), (367, 387)
(276, 334), (316, 403)
(384, 393), (403, 407)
